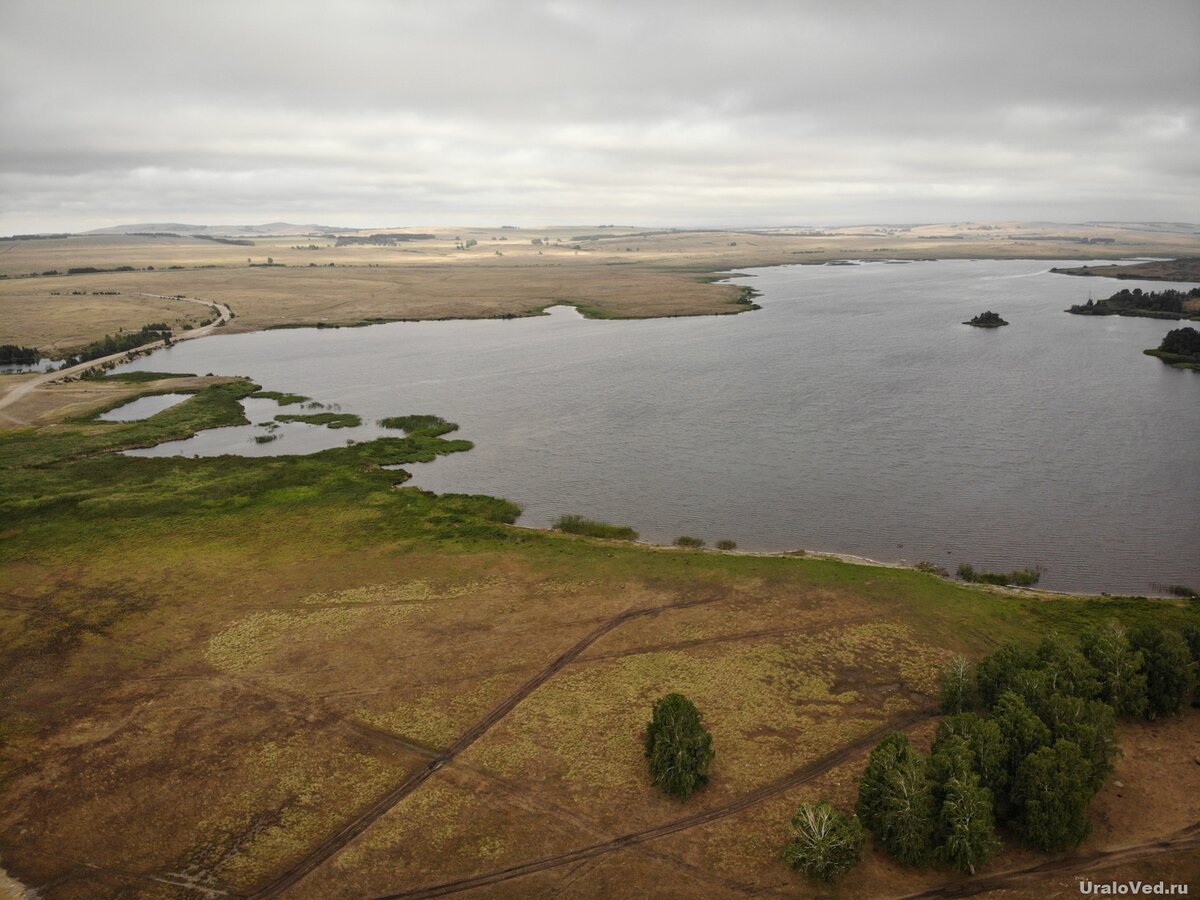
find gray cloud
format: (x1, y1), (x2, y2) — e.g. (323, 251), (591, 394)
(2, 0), (1197, 230)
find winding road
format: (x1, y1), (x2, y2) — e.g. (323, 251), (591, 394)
(0, 293), (232, 422)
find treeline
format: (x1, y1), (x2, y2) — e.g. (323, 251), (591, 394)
(1067, 286), (1200, 320)
(784, 622), (1199, 882)
(60, 323), (172, 367)
(0, 345), (40, 365)
(335, 233), (435, 246)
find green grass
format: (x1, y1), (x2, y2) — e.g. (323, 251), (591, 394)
(250, 390), (310, 405)
(275, 412), (362, 429)
(377, 415), (458, 437)
(1143, 349), (1200, 370)
(552, 514), (639, 541)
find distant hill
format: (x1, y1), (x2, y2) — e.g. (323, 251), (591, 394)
(83, 222), (359, 237)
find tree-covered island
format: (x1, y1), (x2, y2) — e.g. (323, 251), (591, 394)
(964, 310), (1008, 327)
(1067, 286), (1200, 321)
(1144, 326), (1200, 370)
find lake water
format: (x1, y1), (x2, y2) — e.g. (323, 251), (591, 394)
(114, 259), (1200, 595)
(98, 392), (192, 421)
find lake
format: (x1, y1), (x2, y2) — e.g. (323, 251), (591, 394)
(115, 259), (1200, 595)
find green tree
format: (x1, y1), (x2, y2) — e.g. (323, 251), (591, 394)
(1042, 695), (1119, 791)
(644, 693), (715, 799)
(876, 751), (935, 866)
(857, 731), (917, 832)
(1080, 621), (1147, 717)
(781, 800), (866, 881)
(993, 691), (1051, 784)
(1012, 739), (1094, 851)
(1129, 625), (1196, 718)
(976, 643), (1038, 709)
(934, 713), (1008, 803)
(939, 654), (976, 714)
(934, 770), (1000, 874)
(1035, 634), (1100, 702)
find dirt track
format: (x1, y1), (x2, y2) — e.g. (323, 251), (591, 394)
(372, 708), (933, 899)
(897, 823), (1200, 899)
(247, 593), (728, 899)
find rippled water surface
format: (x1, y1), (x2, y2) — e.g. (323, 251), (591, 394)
(115, 260), (1200, 594)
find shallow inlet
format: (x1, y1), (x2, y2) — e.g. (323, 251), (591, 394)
(110, 259), (1200, 595)
(97, 392), (193, 421)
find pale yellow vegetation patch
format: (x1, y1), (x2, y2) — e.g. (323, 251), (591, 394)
(205, 604), (416, 673)
(188, 735), (399, 888)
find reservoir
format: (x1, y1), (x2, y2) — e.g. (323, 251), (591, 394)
(115, 259), (1200, 595)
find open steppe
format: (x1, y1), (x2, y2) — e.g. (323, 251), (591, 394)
(3, 221), (1199, 354)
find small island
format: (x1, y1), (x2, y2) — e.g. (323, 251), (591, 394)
(1145, 326), (1200, 370)
(964, 310), (1008, 327)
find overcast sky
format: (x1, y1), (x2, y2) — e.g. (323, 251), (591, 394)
(1, 0), (1197, 232)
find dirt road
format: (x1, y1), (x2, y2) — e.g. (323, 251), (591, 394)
(0, 294), (231, 423)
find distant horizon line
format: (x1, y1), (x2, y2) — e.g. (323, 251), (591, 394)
(5, 218), (1199, 239)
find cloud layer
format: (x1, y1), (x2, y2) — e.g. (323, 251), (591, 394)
(2, 0), (1197, 231)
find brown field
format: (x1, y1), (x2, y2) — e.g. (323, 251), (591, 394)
(3, 222), (1199, 353)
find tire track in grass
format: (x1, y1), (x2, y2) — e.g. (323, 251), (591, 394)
(247, 593), (727, 899)
(374, 709), (933, 899)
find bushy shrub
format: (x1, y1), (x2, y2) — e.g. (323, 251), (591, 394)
(782, 801), (865, 881)
(674, 535), (705, 548)
(715, 539), (737, 551)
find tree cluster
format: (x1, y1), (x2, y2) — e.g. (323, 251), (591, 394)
(0, 344), (40, 365)
(1068, 286), (1200, 318)
(60, 323), (173, 367)
(1157, 326), (1200, 359)
(855, 623), (1198, 874)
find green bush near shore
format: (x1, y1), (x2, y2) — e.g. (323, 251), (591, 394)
(552, 514), (639, 541)
(957, 562), (1043, 586)
(674, 535), (705, 548)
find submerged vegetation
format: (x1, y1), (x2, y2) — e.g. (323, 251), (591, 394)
(377, 414), (458, 436)
(275, 412), (362, 429)
(250, 389), (309, 405)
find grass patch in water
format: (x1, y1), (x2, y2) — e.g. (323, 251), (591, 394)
(250, 390), (310, 405)
(275, 412), (361, 429)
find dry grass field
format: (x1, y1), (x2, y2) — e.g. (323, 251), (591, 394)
(3, 222), (1198, 353)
